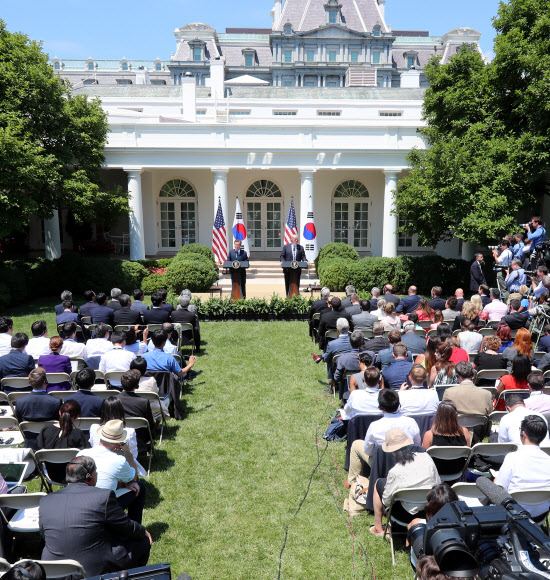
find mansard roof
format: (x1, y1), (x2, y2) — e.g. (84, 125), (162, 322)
(276, 0), (388, 33)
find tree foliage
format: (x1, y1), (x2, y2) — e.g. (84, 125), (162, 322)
(0, 20), (129, 238)
(395, 0), (550, 246)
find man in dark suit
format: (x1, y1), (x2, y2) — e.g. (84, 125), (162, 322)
(363, 322), (390, 354)
(345, 294), (361, 316)
(16, 368), (61, 448)
(143, 292), (170, 324)
(107, 289), (122, 311)
(131, 289), (149, 314)
(56, 301), (81, 326)
(171, 295), (200, 351)
(308, 287), (330, 338)
(400, 322), (428, 355)
(479, 284), (492, 308)
(428, 286), (446, 312)
(0, 333), (35, 380)
(39, 456), (151, 577)
(91, 293), (115, 325)
(501, 299), (529, 330)
(117, 370), (155, 451)
(79, 290), (98, 319)
(280, 234), (307, 297)
(382, 284), (400, 307)
(318, 297), (354, 351)
(113, 295), (142, 326)
(369, 288), (381, 311)
(352, 299), (378, 330)
(341, 286), (356, 309)
(64, 368), (104, 417)
(538, 325), (550, 353)
(470, 253), (487, 292)
(158, 289), (174, 314)
(54, 290), (77, 316)
(227, 239), (248, 299)
(396, 286), (421, 314)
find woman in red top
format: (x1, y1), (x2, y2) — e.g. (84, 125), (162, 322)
(495, 354), (531, 411)
(449, 337), (468, 364)
(414, 298), (434, 322)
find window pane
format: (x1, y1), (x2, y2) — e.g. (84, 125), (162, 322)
(245, 54), (253, 67)
(193, 48), (202, 61)
(181, 202), (196, 245)
(306, 51), (314, 62)
(373, 52), (380, 64)
(350, 51), (358, 63)
(353, 202), (368, 248)
(329, 11), (337, 23)
(284, 51), (292, 63)
(160, 202), (176, 248)
(328, 51), (337, 62)
(246, 203), (262, 249)
(334, 202), (348, 244)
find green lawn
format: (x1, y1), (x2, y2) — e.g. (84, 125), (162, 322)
(6, 300), (412, 579)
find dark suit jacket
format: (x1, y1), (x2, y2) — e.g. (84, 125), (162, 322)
(341, 297), (352, 309)
(227, 248), (248, 263)
(79, 301), (98, 319)
(64, 390), (104, 417)
(91, 305), (115, 325)
(171, 308), (200, 348)
(428, 297), (447, 312)
(369, 298), (379, 311)
(395, 295), (421, 314)
(107, 300), (122, 311)
(501, 311), (529, 330)
(131, 300), (149, 314)
(40, 483), (146, 576)
(363, 336), (390, 354)
(539, 335), (550, 353)
(383, 293), (400, 306)
(55, 303), (79, 315)
(56, 311), (81, 326)
(143, 308), (170, 324)
(117, 391), (155, 448)
(280, 243), (306, 263)
(470, 260), (487, 292)
(16, 391), (61, 449)
(160, 303), (174, 313)
(455, 298), (465, 312)
(309, 299), (329, 321)
(113, 307), (142, 326)
(400, 331), (428, 355)
(318, 309), (354, 350)
(0, 350), (35, 379)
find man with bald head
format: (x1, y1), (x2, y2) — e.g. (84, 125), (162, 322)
(395, 286), (420, 314)
(280, 234), (307, 296)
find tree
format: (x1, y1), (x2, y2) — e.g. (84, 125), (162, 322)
(395, 0), (550, 247)
(0, 20), (129, 239)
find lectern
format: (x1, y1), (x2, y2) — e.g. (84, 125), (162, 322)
(281, 261), (308, 298)
(223, 260), (249, 301)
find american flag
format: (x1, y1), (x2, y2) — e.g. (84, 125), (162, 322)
(284, 197), (298, 245)
(212, 198), (227, 265)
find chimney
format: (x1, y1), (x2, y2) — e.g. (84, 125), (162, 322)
(272, 0), (282, 30)
(210, 57), (225, 101)
(378, 0), (386, 20)
(400, 69), (420, 88)
(181, 73), (196, 122)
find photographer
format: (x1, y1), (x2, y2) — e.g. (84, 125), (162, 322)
(528, 290), (550, 318)
(533, 266), (550, 297)
(523, 216), (546, 253)
(512, 232), (525, 262)
(504, 260), (527, 294)
(492, 239), (512, 267)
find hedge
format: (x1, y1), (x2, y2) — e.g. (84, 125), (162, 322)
(175, 243), (215, 265)
(164, 254), (218, 293)
(314, 242), (359, 270)
(317, 248), (494, 296)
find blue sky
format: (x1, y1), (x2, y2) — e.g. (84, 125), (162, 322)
(3, 0), (501, 61)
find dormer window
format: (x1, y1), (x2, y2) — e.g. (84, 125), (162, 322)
(284, 23), (292, 35)
(53, 61), (61, 70)
(404, 51), (418, 69)
(324, 0), (342, 25)
(373, 25), (381, 37)
(242, 48), (256, 67)
(155, 61), (162, 71)
(122, 62), (129, 71)
(188, 39), (206, 62)
(87, 60), (95, 71)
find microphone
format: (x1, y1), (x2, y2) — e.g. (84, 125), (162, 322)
(476, 476), (518, 510)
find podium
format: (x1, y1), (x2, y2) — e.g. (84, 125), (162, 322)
(223, 260), (249, 301)
(281, 261), (308, 298)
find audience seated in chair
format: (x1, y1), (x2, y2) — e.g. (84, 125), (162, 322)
(498, 393), (548, 445)
(86, 322), (113, 357)
(117, 370), (155, 448)
(171, 294), (201, 352)
(59, 322), (86, 358)
(352, 298), (378, 330)
(54, 290), (76, 316)
(318, 297), (354, 351)
(400, 322), (428, 355)
(131, 357), (170, 420)
(525, 372), (550, 414)
(312, 317), (351, 380)
(422, 401), (470, 450)
(55, 300), (81, 327)
(142, 292), (171, 325)
(381, 343), (413, 390)
(37, 336), (72, 392)
(364, 322), (390, 354)
(0, 333), (35, 380)
(24, 320), (50, 360)
(91, 292), (115, 326)
(65, 367), (105, 417)
(0, 317), (13, 357)
(107, 288), (122, 311)
(99, 331), (136, 387)
(131, 289), (149, 314)
(334, 331), (374, 401)
(79, 289), (98, 319)
(142, 329), (199, 380)
(399, 365), (439, 417)
(342, 365), (380, 419)
(113, 294), (142, 326)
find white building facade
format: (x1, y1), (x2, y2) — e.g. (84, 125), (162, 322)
(44, 0), (484, 261)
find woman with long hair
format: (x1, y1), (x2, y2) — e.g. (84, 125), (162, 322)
(422, 402), (470, 449)
(495, 354), (532, 411)
(414, 298), (434, 322)
(38, 400), (90, 483)
(37, 336), (72, 392)
(502, 327), (534, 371)
(429, 342), (457, 387)
(372, 298), (387, 320)
(452, 300), (480, 331)
(89, 397), (145, 477)
(381, 302), (401, 330)
(470, 294), (484, 316)
(495, 323), (514, 352)
(430, 310), (444, 331)
(122, 326), (148, 356)
(414, 337), (438, 371)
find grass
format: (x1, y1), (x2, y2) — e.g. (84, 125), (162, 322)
(6, 299), (412, 579)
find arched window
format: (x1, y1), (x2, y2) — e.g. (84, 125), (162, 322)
(160, 179), (196, 198)
(373, 26), (381, 37)
(284, 24), (292, 35)
(88, 62), (94, 71)
(155, 62), (162, 71)
(246, 180), (282, 197)
(333, 180), (369, 248)
(54, 61), (61, 70)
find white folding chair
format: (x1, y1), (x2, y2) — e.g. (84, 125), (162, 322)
(479, 328), (496, 337)
(451, 482), (486, 507)
(475, 369), (507, 385)
(435, 384), (458, 401)
(1, 378), (31, 394)
(509, 489), (550, 527)
(88, 389), (120, 400)
(493, 389), (530, 410)
(489, 411), (508, 424)
(311, 313), (321, 343)
(74, 417), (100, 433)
(18, 559), (87, 579)
(427, 446), (471, 483)
(414, 329), (427, 337)
(7, 392), (30, 414)
(104, 372), (125, 388)
(427, 329), (438, 337)
(479, 386), (498, 400)
(468, 352), (477, 363)
(0, 492), (46, 533)
(45, 373), (71, 386)
(124, 417), (155, 476)
(35, 448), (80, 491)
(69, 357), (86, 372)
(136, 392), (167, 444)
(146, 324), (163, 333)
(467, 442), (518, 477)
(0, 417), (24, 447)
(178, 322), (195, 354)
(18, 422), (56, 447)
(383, 487), (432, 566)
(48, 391), (77, 401)
(457, 414), (488, 430)
(534, 351), (547, 361)
(323, 329), (338, 352)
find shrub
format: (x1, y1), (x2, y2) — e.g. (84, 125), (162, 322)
(319, 261), (355, 292)
(314, 242), (359, 269)
(142, 273), (168, 295)
(121, 261), (148, 290)
(165, 258), (217, 293)
(176, 243), (215, 264)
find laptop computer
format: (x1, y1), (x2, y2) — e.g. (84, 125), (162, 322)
(0, 462), (27, 492)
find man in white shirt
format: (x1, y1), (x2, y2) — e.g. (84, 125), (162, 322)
(77, 420), (146, 523)
(147, 322), (177, 354)
(482, 289), (509, 325)
(342, 366), (381, 419)
(498, 393), (548, 445)
(525, 372), (550, 414)
(60, 322), (87, 359)
(399, 365), (439, 417)
(99, 331), (135, 387)
(493, 239), (513, 267)
(24, 320), (50, 359)
(496, 414), (550, 517)
(0, 317), (13, 357)
(86, 323), (114, 357)
(346, 389), (420, 486)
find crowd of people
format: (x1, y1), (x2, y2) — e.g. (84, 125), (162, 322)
(309, 274), (550, 577)
(0, 287), (203, 577)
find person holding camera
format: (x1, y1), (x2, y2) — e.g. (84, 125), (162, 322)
(504, 260), (527, 294)
(523, 216), (546, 253)
(492, 239), (513, 267)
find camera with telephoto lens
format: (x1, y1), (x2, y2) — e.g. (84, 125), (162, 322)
(493, 265), (508, 273)
(522, 222), (537, 233)
(488, 245), (500, 251)
(409, 478), (550, 579)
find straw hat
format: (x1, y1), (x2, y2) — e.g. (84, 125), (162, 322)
(382, 428), (413, 453)
(98, 420), (128, 444)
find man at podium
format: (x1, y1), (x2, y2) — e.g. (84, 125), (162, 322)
(280, 234), (307, 296)
(227, 240), (248, 298)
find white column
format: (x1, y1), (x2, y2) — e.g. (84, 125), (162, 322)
(461, 242), (475, 261)
(212, 168), (229, 239)
(299, 170), (315, 243)
(44, 210), (61, 261)
(382, 170), (399, 258)
(126, 169), (145, 260)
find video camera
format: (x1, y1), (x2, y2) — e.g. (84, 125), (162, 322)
(409, 478), (550, 579)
